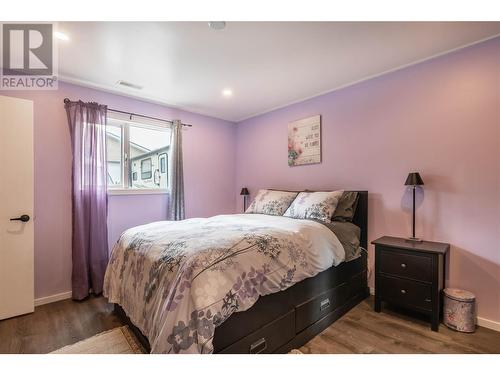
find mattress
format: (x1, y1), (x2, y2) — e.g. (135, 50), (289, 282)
(103, 213), (347, 353)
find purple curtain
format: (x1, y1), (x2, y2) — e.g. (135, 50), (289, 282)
(168, 120), (185, 221)
(65, 100), (109, 300)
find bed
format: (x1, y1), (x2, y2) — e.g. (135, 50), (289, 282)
(108, 191), (368, 354)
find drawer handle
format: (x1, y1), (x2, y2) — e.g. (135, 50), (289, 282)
(400, 263), (407, 268)
(425, 298), (431, 303)
(320, 298), (331, 311)
(400, 289), (407, 294)
(249, 338), (267, 354)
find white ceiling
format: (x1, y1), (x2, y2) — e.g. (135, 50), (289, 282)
(57, 22), (500, 122)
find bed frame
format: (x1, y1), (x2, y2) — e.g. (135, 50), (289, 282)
(115, 191), (369, 353)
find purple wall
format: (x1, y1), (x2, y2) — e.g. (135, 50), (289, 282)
(235, 38), (500, 322)
(2, 38), (498, 324)
(1, 82), (236, 299)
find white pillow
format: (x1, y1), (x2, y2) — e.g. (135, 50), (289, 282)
(246, 189), (298, 216)
(283, 190), (344, 223)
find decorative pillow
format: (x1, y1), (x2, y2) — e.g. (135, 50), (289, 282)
(332, 191), (359, 222)
(245, 189), (298, 216)
(284, 190), (344, 223)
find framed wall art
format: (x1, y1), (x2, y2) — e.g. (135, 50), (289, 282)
(288, 114), (321, 166)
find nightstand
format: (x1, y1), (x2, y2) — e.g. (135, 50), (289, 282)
(372, 236), (450, 331)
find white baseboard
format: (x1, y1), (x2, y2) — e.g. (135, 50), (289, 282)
(33, 288), (500, 332)
(34, 291), (72, 307)
(477, 317), (500, 332)
(368, 287), (499, 332)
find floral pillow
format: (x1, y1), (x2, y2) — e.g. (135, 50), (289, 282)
(245, 189), (298, 216)
(284, 190), (344, 223)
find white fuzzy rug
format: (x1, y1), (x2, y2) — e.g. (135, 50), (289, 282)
(51, 326), (145, 354)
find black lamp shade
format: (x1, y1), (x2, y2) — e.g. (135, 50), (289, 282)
(240, 187), (249, 196)
(404, 172), (424, 186)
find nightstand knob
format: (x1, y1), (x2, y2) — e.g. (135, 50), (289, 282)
(401, 263), (407, 268)
(401, 289), (407, 294)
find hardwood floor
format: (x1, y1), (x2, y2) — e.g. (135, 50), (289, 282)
(0, 295), (499, 354)
(0, 296), (122, 354)
(300, 298), (500, 354)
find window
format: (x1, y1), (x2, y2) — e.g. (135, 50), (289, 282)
(106, 114), (171, 192)
(106, 125), (122, 187)
(141, 158), (152, 180)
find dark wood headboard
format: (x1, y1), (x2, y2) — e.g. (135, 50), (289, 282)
(349, 191), (368, 250)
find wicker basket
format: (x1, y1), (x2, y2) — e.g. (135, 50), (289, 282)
(443, 288), (476, 333)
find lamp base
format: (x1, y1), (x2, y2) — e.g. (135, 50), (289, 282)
(406, 237), (423, 243)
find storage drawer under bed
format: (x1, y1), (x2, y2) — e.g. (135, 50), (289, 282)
(295, 282), (349, 333)
(294, 270), (366, 333)
(217, 310), (295, 354)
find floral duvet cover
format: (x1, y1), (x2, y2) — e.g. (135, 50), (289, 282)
(103, 213), (345, 354)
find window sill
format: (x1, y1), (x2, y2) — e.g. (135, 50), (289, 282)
(107, 188), (169, 196)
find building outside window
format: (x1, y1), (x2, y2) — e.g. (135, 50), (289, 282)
(106, 114), (170, 192)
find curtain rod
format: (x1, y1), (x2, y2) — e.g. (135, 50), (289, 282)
(63, 98), (193, 127)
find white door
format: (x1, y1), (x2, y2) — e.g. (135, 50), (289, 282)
(0, 95), (34, 320)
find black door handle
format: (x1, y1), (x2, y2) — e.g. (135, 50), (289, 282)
(10, 215), (30, 222)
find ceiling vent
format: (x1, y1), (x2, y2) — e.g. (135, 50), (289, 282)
(208, 22), (226, 31)
(116, 80), (143, 90)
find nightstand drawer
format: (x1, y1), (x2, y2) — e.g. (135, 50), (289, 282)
(379, 275), (432, 311)
(379, 248), (432, 282)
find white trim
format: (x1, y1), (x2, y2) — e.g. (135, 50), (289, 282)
(33, 291), (499, 332)
(477, 317), (500, 332)
(58, 75), (233, 123)
(107, 188), (169, 196)
(236, 34), (500, 122)
(34, 291), (72, 307)
(369, 286), (500, 332)
(58, 34), (500, 124)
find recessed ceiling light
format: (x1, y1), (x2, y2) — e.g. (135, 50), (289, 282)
(54, 31), (69, 41)
(208, 22), (226, 31)
(222, 88), (233, 97)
